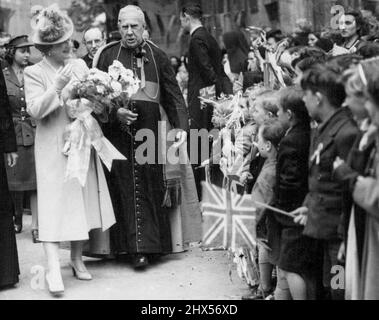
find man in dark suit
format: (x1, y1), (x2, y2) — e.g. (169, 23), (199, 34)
(81, 27), (105, 68)
(180, 4), (232, 198)
(293, 65), (359, 300)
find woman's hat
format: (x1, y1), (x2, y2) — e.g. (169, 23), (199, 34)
(8, 35), (34, 49)
(31, 4), (74, 45)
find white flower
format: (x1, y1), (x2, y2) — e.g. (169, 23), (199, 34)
(120, 74), (132, 85)
(96, 85), (106, 95)
(107, 62), (140, 98)
(108, 67), (120, 81)
(111, 60), (123, 69)
(124, 69), (134, 77)
(110, 80), (122, 94)
(108, 60), (125, 81)
(87, 68), (111, 84)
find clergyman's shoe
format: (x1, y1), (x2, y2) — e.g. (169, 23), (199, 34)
(133, 254), (149, 269)
(14, 224), (22, 234)
(14, 215), (23, 234)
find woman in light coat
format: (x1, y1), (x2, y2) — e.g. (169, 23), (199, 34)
(24, 5), (115, 296)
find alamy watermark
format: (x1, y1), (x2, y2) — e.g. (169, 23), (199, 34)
(130, 121), (240, 166)
(331, 265), (345, 290)
(30, 265), (46, 290)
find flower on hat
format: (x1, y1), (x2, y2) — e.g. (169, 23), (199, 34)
(33, 4), (73, 44)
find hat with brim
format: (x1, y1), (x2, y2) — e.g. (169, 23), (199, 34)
(8, 35), (34, 49)
(31, 4), (74, 46)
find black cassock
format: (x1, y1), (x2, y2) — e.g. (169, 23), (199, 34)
(0, 68), (19, 288)
(96, 41), (189, 254)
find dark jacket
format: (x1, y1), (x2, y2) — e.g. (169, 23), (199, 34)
(303, 107), (359, 240)
(2, 66), (35, 147)
(187, 27), (232, 130)
(274, 123), (310, 227)
(223, 31), (249, 74)
(0, 68), (16, 154)
(81, 53), (93, 69)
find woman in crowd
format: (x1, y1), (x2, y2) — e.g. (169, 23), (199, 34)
(334, 63), (372, 300)
(334, 58), (379, 300)
(245, 51), (261, 72)
(308, 32), (319, 47)
(3, 35), (37, 237)
(308, 32), (334, 52)
(0, 64), (19, 290)
(292, 19), (313, 46)
(24, 5), (115, 296)
(333, 9), (367, 56)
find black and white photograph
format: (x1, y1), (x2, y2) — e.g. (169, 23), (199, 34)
(0, 0), (379, 305)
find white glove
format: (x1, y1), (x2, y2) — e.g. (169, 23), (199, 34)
(54, 64), (73, 93)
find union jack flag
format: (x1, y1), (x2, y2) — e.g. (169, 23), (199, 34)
(201, 181), (257, 251)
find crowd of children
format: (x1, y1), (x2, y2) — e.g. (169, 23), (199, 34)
(208, 38), (379, 300)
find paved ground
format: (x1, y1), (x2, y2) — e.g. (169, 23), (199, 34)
(0, 216), (250, 300)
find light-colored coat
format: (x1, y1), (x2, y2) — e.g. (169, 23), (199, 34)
(24, 58), (115, 242)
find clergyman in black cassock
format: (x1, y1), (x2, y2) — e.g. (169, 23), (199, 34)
(94, 5), (189, 268)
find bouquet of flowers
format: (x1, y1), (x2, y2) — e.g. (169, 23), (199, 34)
(201, 92), (252, 186)
(109, 60), (140, 98)
(200, 93), (245, 130)
(108, 60), (141, 110)
(211, 96), (236, 129)
(70, 68), (117, 119)
(70, 60), (141, 118)
(62, 60), (140, 186)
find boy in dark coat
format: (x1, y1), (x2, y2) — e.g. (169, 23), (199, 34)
(269, 87), (315, 300)
(294, 65), (359, 300)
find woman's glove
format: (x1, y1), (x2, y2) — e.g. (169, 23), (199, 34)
(54, 64), (73, 93)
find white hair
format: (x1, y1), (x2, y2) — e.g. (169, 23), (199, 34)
(118, 5), (146, 26)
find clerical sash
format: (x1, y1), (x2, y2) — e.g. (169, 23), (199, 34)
(133, 80), (160, 104)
